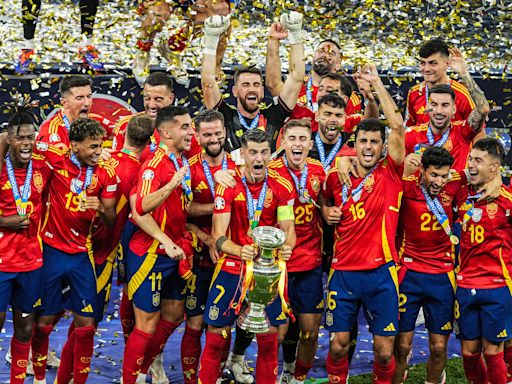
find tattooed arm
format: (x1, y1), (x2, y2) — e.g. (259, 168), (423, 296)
(449, 47), (490, 131)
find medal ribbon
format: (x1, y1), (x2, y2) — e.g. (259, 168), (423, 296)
(426, 125), (450, 147)
(149, 135), (157, 153)
(306, 74), (316, 112)
(237, 110), (260, 131)
(242, 172), (268, 230)
(70, 153), (94, 199)
(62, 113), (71, 131)
(341, 163), (378, 206)
(315, 134), (342, 171)
(462, 192), (483, 226)
(169, 153), (193, 201)
(5, 154), (32, 217)
(121, 148), (138, 158)
(202, 153), (228, 198)
(283, 155), (309, 203)
(420, 184), (455, 239)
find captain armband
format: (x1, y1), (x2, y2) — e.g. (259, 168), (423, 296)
(216, 235), (229, 253)
(277, 205), (294, 221)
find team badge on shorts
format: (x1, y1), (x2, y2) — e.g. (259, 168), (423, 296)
(186, 295), (197, 310)
(152, 292), (160, 307)
(209, 304), (220, 321)
(326, 311), (334, 327)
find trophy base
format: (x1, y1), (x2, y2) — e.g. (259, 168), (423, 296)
(237, 304), (271, 334)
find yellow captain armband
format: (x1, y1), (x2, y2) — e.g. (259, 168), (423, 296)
(277, 205), (295, 221)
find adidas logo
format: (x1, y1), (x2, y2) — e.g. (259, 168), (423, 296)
(235, 192), (246, 201)
(441, 322), (452, 331)
(276, 313), (287, 321)
(383, 323), (396, 332)
(33, 298), (42, 308)
(194, 181), (208, 193)
(81, 304), (94, 313)
(497, 329), (508, 338)
(316, 300), (324, 309)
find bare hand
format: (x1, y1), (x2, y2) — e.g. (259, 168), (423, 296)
(404, 153), (422, 177)
(240, 244), (257, 262)
(207, 236), (220, 263)
(322, 206), (342, 225)
(278, 245), (292, 261)
(448, 47), (468, 75)
(81, 196), (103, 211)
(357, 64), (380, 85)
(0, 214), (30, 230)
(100, 148), (114, 161)
(355, 77), (374, 101)
(269, 22), (288, 40)
(476, 172), (502, 202)
(337, 156), (358, 187)
(169, 166), (188, 191)
(214, 169), (236, 188)
(163, 241), (186, 260)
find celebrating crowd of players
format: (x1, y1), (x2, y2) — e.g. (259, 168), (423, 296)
(3, 8), (512, 384)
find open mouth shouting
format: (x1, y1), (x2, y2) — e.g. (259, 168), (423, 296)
(19, 147), (32, 161)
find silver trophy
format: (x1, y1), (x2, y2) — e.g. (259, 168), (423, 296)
(237, 226), (286, 333)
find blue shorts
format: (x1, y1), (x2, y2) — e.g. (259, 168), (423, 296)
(204, 268), (286, 328)
(127, 249), (185, 313)
(399, 270), (455, 334)
(185, 265), (214, 317)
(95, 260), (115, 323)
(325, 262), (399, 336)
(288, 266), (324, 314)
(455, 286), (512, 343)
(0, 268), (44, 313)
(117, 220), (138, 284)
(41, 244), (97, 317)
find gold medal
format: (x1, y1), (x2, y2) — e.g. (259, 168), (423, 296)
(450, 235), (459, 245)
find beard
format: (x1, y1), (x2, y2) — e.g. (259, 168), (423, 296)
(204, 141), (225, 158)
(312, 60), (332, 76)
(239, 96), (260, 114)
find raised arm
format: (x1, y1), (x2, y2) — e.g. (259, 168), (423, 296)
(449, 47), (490, 132)
(201, 15), (230, 109)
(277, 12), (306, 110)
(354, 74), (379, 119)
(265, 23), (286, 96)
(360, 64), (405, 165)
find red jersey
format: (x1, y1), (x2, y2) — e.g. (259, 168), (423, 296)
(269, 157), (325, 272)
(291, 80), (362, 132)
(213, 171), (295, 274)
(130, 146), (193, 257)
(112, 112), (201, 160)
(0, 154), (52, 272)
(324, 156), (403, 270)
(37, 110), (111, 152)
(40, 152), (118, 255)
(398, 171), (467, 274)
(188, 152), (237, 268)
(406, 79), (475, 127)
(405, 120), (478, 171)
(92, 150), (142, 265)
(455, 185), (512, 289)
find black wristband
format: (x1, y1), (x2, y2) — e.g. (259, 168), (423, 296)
(216, 235), (228, 252)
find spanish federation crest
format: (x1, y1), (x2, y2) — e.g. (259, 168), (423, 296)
(186, 295), (197, 310)
(209, 304), (220, 321)
(326, 311), (334, 327)
(152, 292), (160, 307)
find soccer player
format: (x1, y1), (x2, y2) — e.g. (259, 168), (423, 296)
(393, 147), (465, 384)
(132, 0), (233, 85)
(37, 75), (112, 152)
(405, 39), (476, 127)
(89, 114), (154, 326)
(454, 138), (512, 384)
(266, 38), (362, 118)
(201, 12), (305, 156)
(16, 0), (103, 73)
(269, 119), (326, 384)
(322, 63), (405, 384)
(181, 109), (237, 384)
(111, 71), (200, 161)
(122, 106), (195, 384)
(0, 107), (52, 384)
(198, 129), (296, 384)
(32, 117), (117, 384)
(405, 48), (490, 170)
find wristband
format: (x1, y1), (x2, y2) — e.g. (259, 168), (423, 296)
(216, 235), (228, 252)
